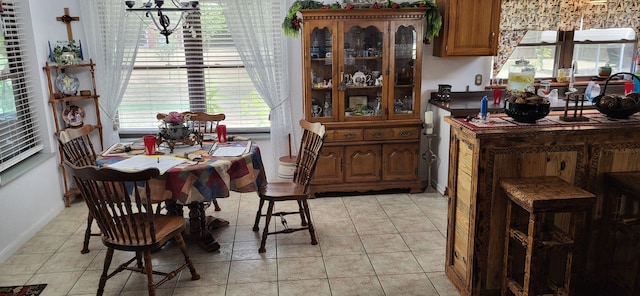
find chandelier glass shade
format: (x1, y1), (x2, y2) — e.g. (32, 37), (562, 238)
(125, 0), (199, 44)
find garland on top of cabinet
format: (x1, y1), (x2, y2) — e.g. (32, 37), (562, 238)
(282, 1), (442, 44)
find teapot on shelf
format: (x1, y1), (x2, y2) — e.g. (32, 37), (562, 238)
(352, 71), (370, 86)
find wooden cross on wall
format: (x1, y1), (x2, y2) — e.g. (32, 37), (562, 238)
(56, 7), (79, 41)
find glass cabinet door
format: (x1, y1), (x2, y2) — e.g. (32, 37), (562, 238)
(308, 26), (335, 121)
(390, 23), (418, 119)
(341, 22), (384, 121)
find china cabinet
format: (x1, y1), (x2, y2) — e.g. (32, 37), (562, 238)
(299, 9), (427, 194)
(433, 0), (501, 56)
(44, 59), (103, 206)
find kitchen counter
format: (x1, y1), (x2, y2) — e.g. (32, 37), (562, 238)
(428, 82), (628, 117)
(428, 91), (594, 117)
(443, 111), (640, 295)
(424, 84), (628, 195)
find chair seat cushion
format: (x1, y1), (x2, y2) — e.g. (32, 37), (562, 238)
(258, 181), (308, 200)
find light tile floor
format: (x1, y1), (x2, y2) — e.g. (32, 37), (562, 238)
(0, 190), (460, 296)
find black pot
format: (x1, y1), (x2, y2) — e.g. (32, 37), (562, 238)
(504, 100), (550, 123)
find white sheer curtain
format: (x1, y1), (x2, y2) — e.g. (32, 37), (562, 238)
(218, 0), (295, 166)
(79, 1), (141, 146)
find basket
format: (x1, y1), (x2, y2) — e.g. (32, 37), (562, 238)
(591, 72), (640, 119)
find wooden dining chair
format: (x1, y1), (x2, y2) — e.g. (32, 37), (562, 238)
(157, 111), (225, 211)
(57, 125), (100, 254)
(156, 111), (225, 139)
(188, 111), (226, 139)
(188, 111), (225, 211)
(63, 161), (200, 296)
(252, 119), (326, 253)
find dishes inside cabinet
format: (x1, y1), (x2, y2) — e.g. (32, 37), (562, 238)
(55, 72), (80, 96)
(63, 105), (85, 127)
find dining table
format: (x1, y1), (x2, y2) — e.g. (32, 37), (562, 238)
(97, 140), (267, 252)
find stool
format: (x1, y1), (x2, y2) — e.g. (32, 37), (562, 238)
(500, 176), (595, 296)
(601, 171), (640, 295)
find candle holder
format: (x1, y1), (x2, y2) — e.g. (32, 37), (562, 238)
(559, 92), (589, 122)
(422, 124), (438, 192)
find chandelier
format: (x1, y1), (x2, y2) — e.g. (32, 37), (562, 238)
(125, 0), (199, 44)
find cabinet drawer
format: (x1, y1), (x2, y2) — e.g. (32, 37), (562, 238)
(391, 127), (420, 140)
(363, 128), (390, 141)
(363, 127), (421, 141)
(327, 129), (363, 142)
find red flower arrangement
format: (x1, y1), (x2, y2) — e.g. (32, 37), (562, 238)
(158, 111), (194, 126)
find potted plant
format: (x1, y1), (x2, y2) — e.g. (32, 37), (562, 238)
(598, 64), (612, 78)
(157, 112), (194, 140)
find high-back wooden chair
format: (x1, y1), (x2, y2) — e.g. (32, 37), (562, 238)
(58, 125), (97, 167)
(188, 111), (225, 138)
(64, 161), (200, 296)
(157, 111), (225, 137)
(252, 120), (326, 253)
(156, 111), (225, 211)
(57, 125), (100, 254)
(187, 111), (225, 211)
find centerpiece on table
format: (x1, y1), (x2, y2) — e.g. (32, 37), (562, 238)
(156, 112), (201, 152)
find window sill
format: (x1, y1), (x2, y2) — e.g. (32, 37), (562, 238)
(120, 132), (271, 142)
(486, 79), (633, 89)
(0, 152), (56, 186)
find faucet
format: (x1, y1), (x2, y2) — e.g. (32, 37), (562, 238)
(567, 61), (578, 93)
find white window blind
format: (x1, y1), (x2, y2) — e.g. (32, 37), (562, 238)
(118, 1), (270, 133)
(0, 1), (43, 173)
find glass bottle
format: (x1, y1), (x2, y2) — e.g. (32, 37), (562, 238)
(375, 92), (382, 115)
(508, 59), (535, 93)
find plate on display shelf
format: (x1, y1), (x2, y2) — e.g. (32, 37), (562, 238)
(63, 105), (85, 127)
(55, 72), (80, 95)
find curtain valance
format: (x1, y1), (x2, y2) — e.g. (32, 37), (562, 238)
(494, 0), (640, 76)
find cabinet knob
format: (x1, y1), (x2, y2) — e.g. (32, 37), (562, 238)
(371, 132), (384, 138)
(344, 133), (355, 139)
(400, 131), (412, 137)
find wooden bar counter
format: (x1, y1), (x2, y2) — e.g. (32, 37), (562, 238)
(443, 111), (640, 296)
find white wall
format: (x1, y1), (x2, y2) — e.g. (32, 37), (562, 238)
(0, 0), (82, 263)
(420, 53), (493, 194)
(0, 0), (488, 263)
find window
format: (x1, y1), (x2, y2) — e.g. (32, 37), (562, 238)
(0, 1), (43, 173)
(118, 1), (270, 133)
(496, 28), (637, 79)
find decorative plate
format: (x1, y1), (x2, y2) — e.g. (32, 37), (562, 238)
(63, 105), (85, 127)
(55, 72), (80, 95)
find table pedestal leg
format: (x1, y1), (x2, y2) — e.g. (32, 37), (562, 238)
(186, 202), (221, 252)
